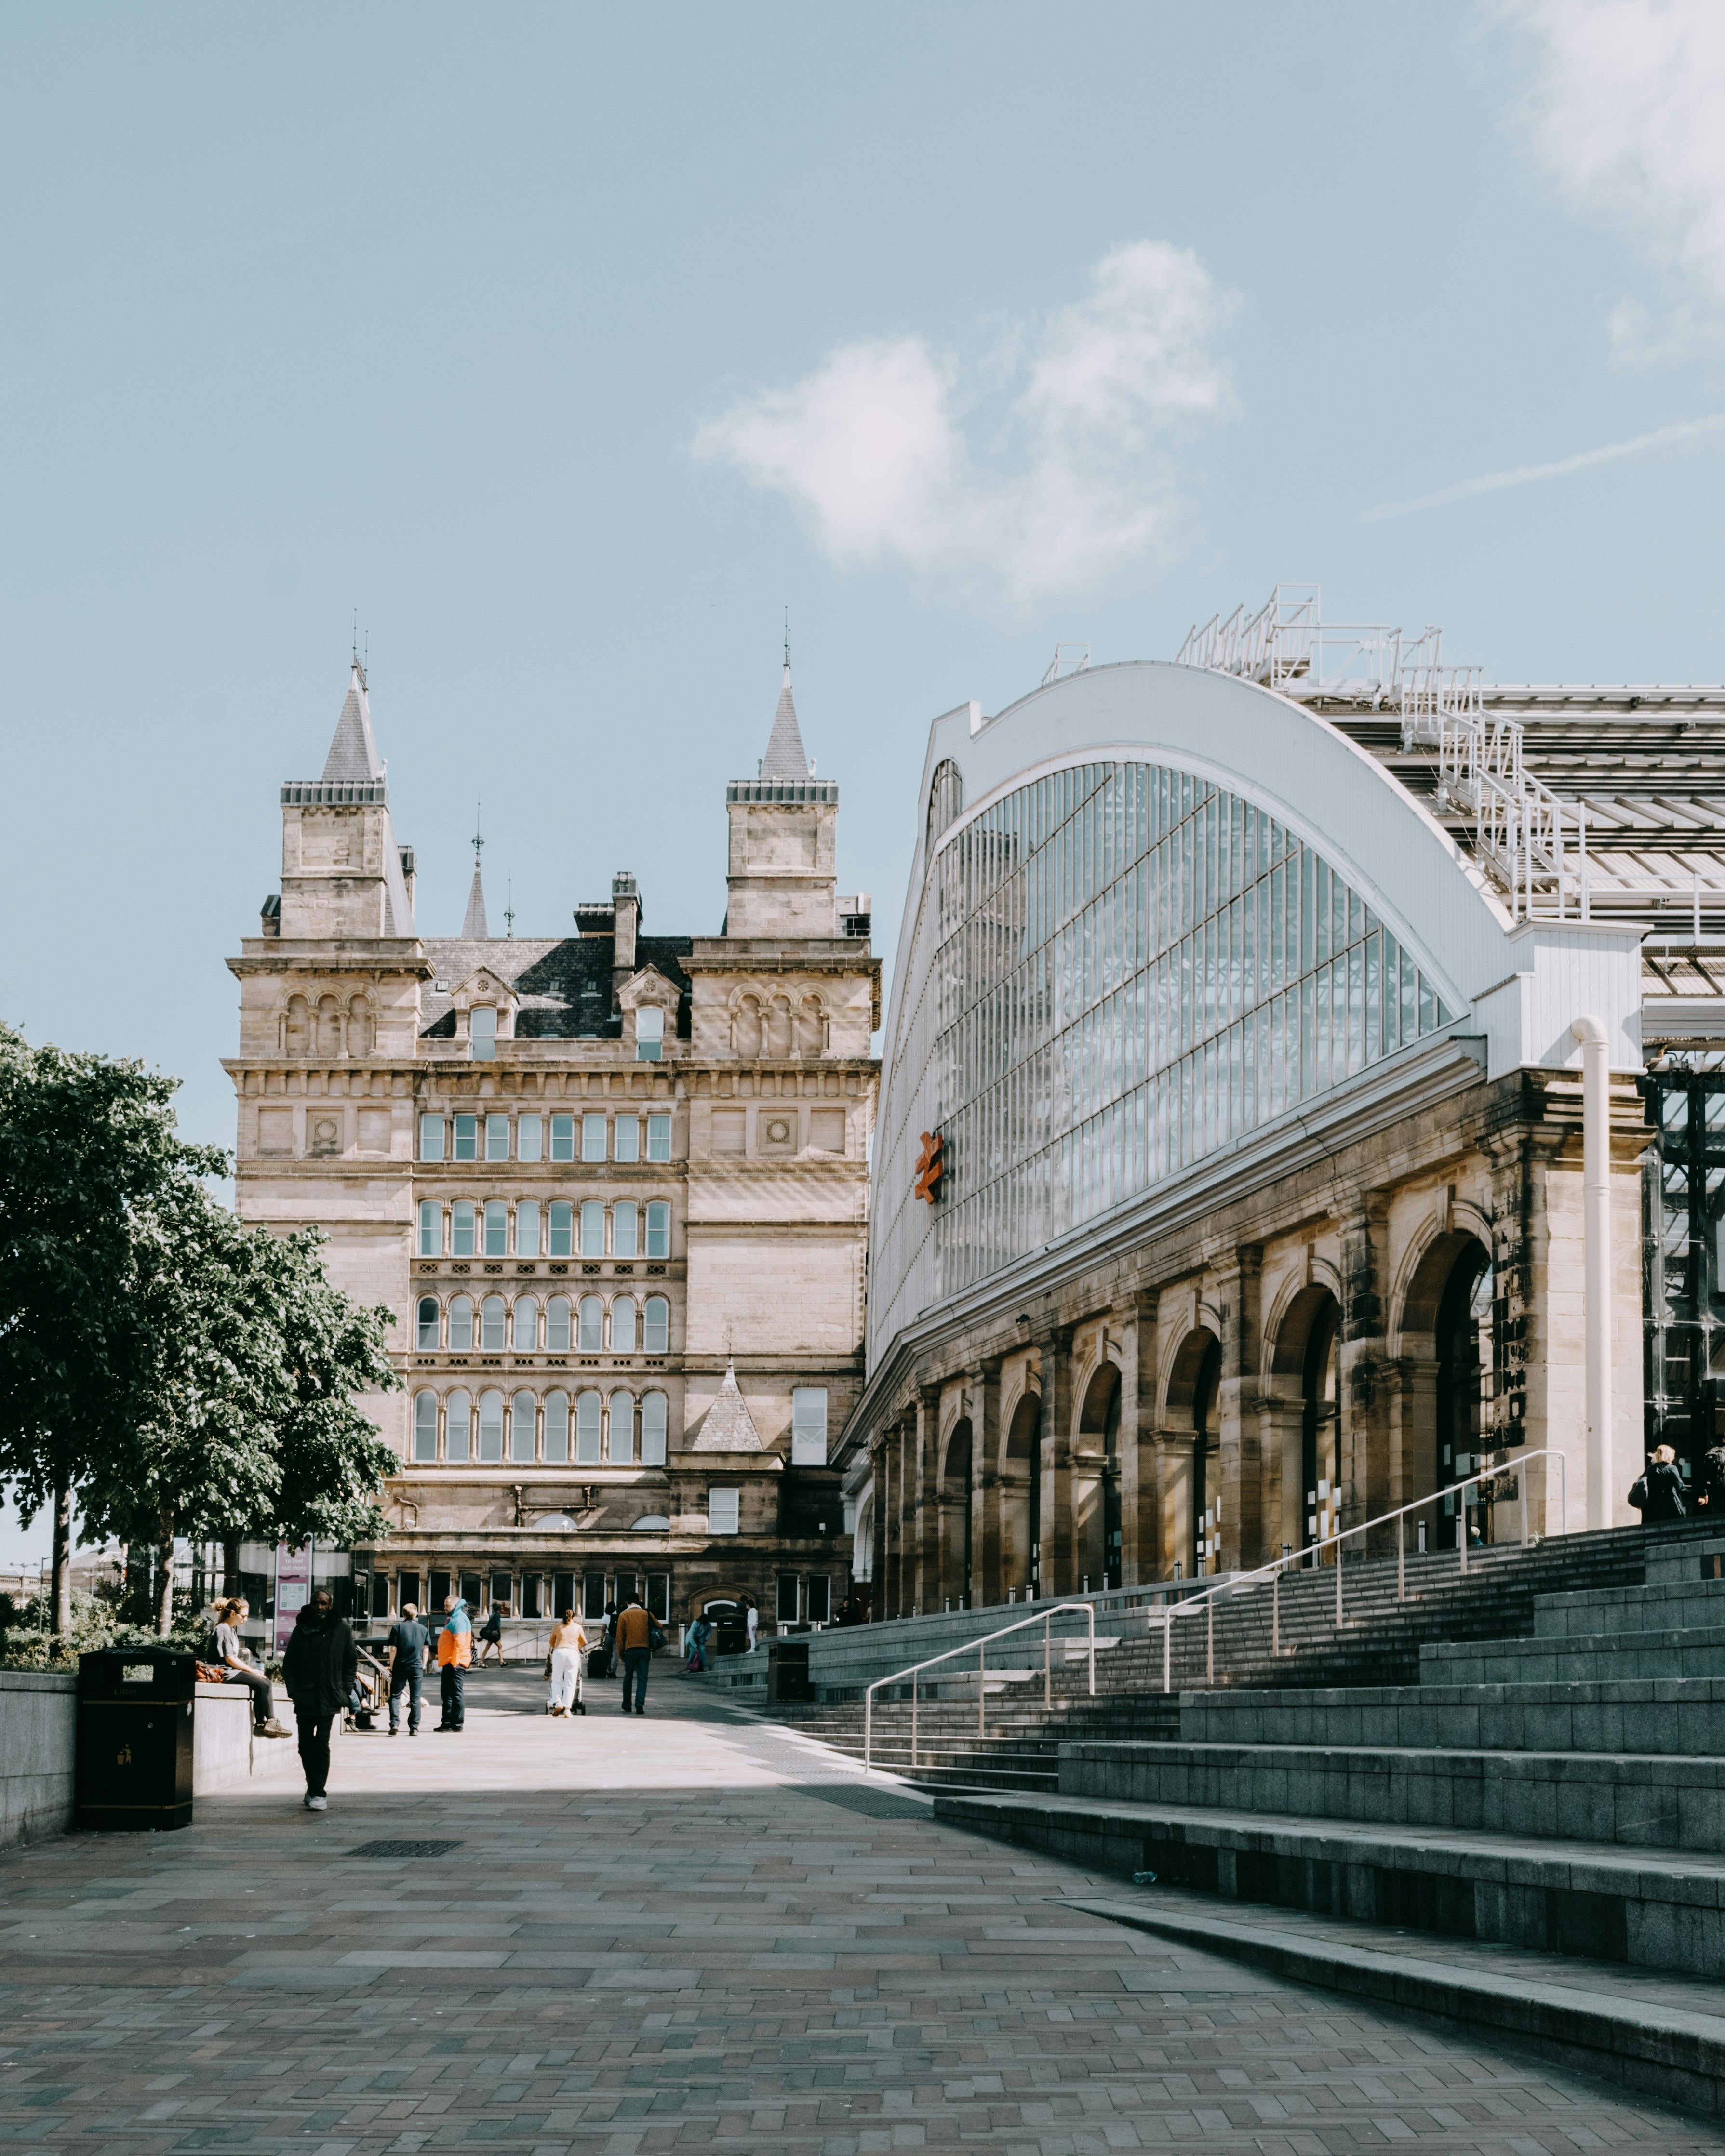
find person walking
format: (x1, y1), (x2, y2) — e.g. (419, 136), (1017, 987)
(281, 1588), (357, 1812)
(615, 1592), (659, 1715)
(434, 1594), (472, 1731)
(685, 1612), (712, 1673)
(475, 1601), (507, 1668)
(547, 1608), (587, 1717)
(1629, 1443), (1689, 1523)
(210, 1598), (291, 1738)
(743, 1592), (760, 1654)
(386, 1602), (430, 1735)
(600, 1600), (619, 1678)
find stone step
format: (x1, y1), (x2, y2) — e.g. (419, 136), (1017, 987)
(1177, 1677), (1725, 1757)
(1533, 1576), (1725, 1638)
(1058, 1738), (1725, 1853)
(1424, 1625), (1725, 1686)
(932, 1788), (1725, 1978)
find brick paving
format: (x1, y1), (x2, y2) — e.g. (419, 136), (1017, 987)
(0, 1665), (1721, 2156)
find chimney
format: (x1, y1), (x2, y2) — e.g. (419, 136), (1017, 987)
(612, 870), (640, 976)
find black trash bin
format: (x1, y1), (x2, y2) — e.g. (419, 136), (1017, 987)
(766, 1640), (811, 1703)
(76, 1647), (196, 1832)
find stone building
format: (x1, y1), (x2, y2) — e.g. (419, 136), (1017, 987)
(842, 591), (1725, 1616)
(226, 662), (879, 1635)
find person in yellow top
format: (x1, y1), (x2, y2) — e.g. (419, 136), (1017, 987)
(547, 1609), (588, 1717)
(434, 1595), (472, 1733)
(615, 1594), (660, 1716)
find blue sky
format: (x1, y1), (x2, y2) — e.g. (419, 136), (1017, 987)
(3, 2), (1723, 1556)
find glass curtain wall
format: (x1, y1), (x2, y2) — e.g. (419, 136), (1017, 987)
(873, 761), (1455, 1350)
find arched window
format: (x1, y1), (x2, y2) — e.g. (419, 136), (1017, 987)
(608, 1389), (635, 1464)
(640, 1389), (669, 1466)
(612, 1295), (637, 1354)
(317, 993), (342, 1056)
(580, 1201), (606, 1258)
(451, 1200), (476, 1258)
(417, 1200), (442, 1256)
(413, 1390), (438, 1462)
(285, 994), (309, 1054)
(635, 1006), (664, 1062)
(481, 1295), (506, 1350)
(613, 1201), (638, 1258)
(733, 993), (762, 1059)
(766, 995), (794, 1058)
(643, 1296), (669, 1354)
(544, 1390), (570, 1463)
(645, 1201), (670, 1258)
(478, 1388), (505, 1462)
(512, 1297), (538, 1351)
(631, 1513), (670, 1530)
(548, 1201), (573, 1257)
(470, 1005), (497, 1061)
(578, 1296), (604, 1353)
(516, 1199), (540, 1258)
(575, 1389), (602, 1464)
(446, 1388), (472, 1463)
(348, 998), (375, 1056)
(510, 1389), (536, 1464)
(449, 1296), (474, 1352)
(483, 1201), (508, 1257)
(797, 995), (827, 1056)
(547, 1295), (572, 1352)
(416, 1298), (440, 1350)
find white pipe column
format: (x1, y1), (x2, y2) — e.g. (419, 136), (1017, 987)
(1571, 1016), (1612, 1531)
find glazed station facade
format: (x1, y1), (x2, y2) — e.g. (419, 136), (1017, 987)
(840, 591), (1725, 1616)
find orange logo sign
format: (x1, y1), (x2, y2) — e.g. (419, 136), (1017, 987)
(914, 1131), (945, 1204)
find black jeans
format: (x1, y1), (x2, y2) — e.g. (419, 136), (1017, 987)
(440, 1663), (465, 1729)
(229, 1664), (274, 1728)
(389, 1664), (425, 1732)
(297, 1709), (337, 1797)
(621, 1647), (652, 1711)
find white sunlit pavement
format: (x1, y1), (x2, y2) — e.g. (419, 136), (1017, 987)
(0, 1663), (1722, 2156)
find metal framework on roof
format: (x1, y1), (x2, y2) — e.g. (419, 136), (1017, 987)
(1179, 585), (1725, 938)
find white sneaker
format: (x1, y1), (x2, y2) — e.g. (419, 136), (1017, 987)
(305, 1794), (328, 1812)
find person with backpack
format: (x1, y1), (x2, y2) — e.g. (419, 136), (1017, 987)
(615, 1592), (664, 1714)
(475, 1601), (507, 1667)
(1629, 1443), (1689, 1524)
(386, 1601), (430, 1736)
(434, 1595), (473, 1731)
(208, 1597), (291, 1739)
(1698, 1439), (1725, 1516)
(281, 1588), (358, 1812)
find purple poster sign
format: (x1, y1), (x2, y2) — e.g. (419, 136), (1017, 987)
(273, 1542), (314, 1655)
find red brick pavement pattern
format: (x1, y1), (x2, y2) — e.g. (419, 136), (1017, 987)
(0, 1670), (1720, 2156)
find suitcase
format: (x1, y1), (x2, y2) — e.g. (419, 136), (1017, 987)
(586, 1647), (609, 1679)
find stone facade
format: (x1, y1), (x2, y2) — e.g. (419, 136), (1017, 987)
(226, 664), (879, 1635)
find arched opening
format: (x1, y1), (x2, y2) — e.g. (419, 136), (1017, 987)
(1075, 1361), (1121, 1591)
(1164, 1328), (1220, 1580)
(940, 1419), (973, 1608)
(1301, 1300), (1339, 1558)
(1002, 1390), (1041, 1598)
(1435, 1241), (1494, 1549)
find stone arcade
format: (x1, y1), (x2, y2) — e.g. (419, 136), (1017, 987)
(226, 663), (880, 1635)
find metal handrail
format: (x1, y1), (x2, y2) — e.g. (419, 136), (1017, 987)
(1150, 1445), (1569, 1692)
(864, 1601), (1096, 1773)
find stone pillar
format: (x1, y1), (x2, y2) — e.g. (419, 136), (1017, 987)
(1034, 1325), (1075, 1595)
(968, 1360), (1001, 1608)
(865, 1432), (887, 1611)
(1215, 1249), (1264, 1570)
(1113, 1290), (1158, 1587)
(913, 1384), (940, 1615)
(1337, 1195), (1393, 1550)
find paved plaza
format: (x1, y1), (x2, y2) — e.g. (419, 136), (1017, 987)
(0, 1668), (1720, 2156)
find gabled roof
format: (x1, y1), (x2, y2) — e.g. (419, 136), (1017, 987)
(687, 1359), (765, 1452)
(760, 667), (810, 781)
(321, 665), (385, 784)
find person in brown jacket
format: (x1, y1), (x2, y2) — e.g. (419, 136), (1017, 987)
(615, 1594), (658, 1715)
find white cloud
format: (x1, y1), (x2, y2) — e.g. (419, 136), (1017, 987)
(692, 242), (1235, 610)
(1504, 0), (1725, 358)
(1362, 412), (1725, 519)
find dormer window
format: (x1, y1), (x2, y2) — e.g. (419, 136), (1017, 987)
(636, 1007), (664, 1063)
(470, 1005), (497, 1061)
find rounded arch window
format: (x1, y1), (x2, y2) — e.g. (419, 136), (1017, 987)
(577, 1296), (604, 1353)
(450, 1200), (476, 1257)
(631, 1514), (670, 1531)
(413, 1390), (438, 1461)
(478, 1388), (505, 1462)
(548, 1200), (573, 1257)
(544, 1389), (570, 1462)
(612, 1295), (637, 1354)
(446, 1388), (472, 1464)
(416, 1297), (440, 1350)
(546, 1295), (572, 1352)
(448, 1295), (474, 1352)
(575, 1389), (603, 1464)
(640, 1389), (669, 1465)
(510, 1388), (536, 1463)
(483, 1200), (508, 1257)
(480, 1295), (507, 1350)
(512, 1296), (538, 1351)
(608, 1389), (635, 1464)
(643, 1296), (669, 1354)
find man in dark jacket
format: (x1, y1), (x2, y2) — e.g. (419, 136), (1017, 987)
(1629, 1443), (1689, 1525)
(282, 1590), (358, 1812)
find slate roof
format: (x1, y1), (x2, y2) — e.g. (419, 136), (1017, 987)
(418, 932), (693, 1039)
(687, 1360), (765, 1452)
(321, 666), (385, 784)
(760, 668), (811, 781)
(461, 867), (489, 939)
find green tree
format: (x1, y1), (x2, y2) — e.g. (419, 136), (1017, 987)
(0, 1024), (224, 1633)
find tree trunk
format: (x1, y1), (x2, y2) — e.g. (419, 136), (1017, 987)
(156, 1509), (176, 1637)
(50, 1478), (74, 1637)
(222, 1537), (241, 1601)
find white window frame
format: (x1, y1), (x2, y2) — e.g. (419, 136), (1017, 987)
(791, 1387), (829, 1466)
(708, 1487), (741, 1535)
(581, 1113), (608, 1162)
(419, 1114), (446, 1162)
(647, 1112), (672, 1162)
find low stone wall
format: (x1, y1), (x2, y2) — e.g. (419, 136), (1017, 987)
(0, 1671), (77, 1848)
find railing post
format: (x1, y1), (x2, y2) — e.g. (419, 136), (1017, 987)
(1087, 1603), (1096, 1696)
(1397, 1510), (1405, 1602)
(1336, 1528), (1344, 1629)
(865, 1688), (873, 1774)
(1044, 1612), (1051, 1709)
(978, 1637), (985, 1737)
(911, 1677), (918, 1770)
(1272, 1565), (1280, 1656)
(1206, 1593), (1214, 1685)
(1163, 1609), (1172, 1694)
(1459, 1489), (1469, 1576)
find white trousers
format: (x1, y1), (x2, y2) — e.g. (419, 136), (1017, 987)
(548, 1648), (582, 1711)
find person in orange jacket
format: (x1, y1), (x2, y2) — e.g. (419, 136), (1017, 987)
(434, 1595), (472, 1732)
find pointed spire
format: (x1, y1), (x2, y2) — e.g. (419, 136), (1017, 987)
(760, 665), (810, 781)
(690, 1357), (764, 1452)
(462, 805), (488, 937)
(321, 663), (385, 785)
